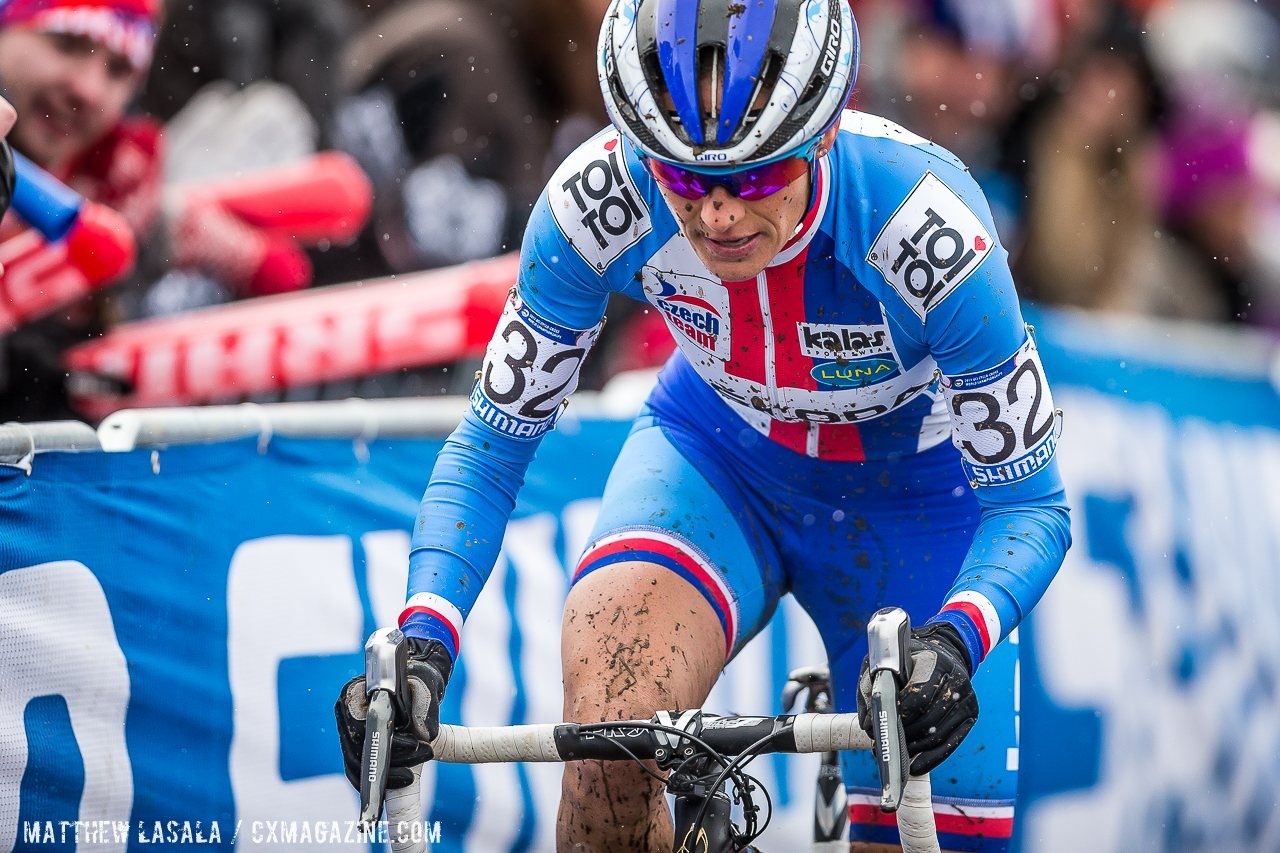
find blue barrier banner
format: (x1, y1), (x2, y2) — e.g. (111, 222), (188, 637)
(0, 421), (832, 852)
(1, 307), (1277, 851)
(1017, 309), (1280, 852)
(0, 426), (631, 852)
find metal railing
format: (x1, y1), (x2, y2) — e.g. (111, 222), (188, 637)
(0, 368), (657, 466)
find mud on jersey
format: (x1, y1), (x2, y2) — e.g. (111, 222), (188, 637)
(524, 111), (1054, 467)
(402, 111), (1070, 671)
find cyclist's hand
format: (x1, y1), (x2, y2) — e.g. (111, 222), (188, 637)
(334, 637), (453, 790)
(856, 622), (978, 776)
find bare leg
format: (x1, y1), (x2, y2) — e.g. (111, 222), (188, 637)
(557, 562), (726, 853)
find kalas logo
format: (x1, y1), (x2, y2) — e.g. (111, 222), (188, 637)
(651, 279), (722, 351)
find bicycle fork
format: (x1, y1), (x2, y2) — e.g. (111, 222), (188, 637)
(812, 748), (848, 850)
(782, 665), (849, 851)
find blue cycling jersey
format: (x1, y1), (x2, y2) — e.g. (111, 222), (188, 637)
(400, 110), (1071, 672)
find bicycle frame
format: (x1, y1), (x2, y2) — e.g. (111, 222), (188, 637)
(783, 665), (849, 852)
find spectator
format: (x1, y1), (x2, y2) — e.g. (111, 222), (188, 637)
(860, 0), (1035, 238)
(1142, 0), (1280, 325)
(141, 0), (354, 136)
(0, 0), (316, 421)
(326, 0), (672, 387)
(517, 0), (612, 168)
(0, 0), (164, 420)
(330, 0), (550, 277)
(1158, 109), (1275, 324)
(1144, 0), (1280, 114)
(330, 0), (614, 275)
(1012, 6), (1230, 321)
(0, 96), (14, 139)
(0, 96), (16, 233)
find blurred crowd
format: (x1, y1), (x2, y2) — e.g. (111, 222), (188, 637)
(0, 0), (1277, 423)
(858, 0), (1280, 328)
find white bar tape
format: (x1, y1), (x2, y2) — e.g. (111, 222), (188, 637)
(385, 766), (426, 853)
(790, 713), (873, 753)
(897, 774), (941, 853)
(430, 723), (562, 763)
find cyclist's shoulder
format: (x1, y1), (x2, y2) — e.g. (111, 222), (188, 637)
(831, 110), (987, 208)
(824, 111), (1007, 328)
(532, 126), (673, 283)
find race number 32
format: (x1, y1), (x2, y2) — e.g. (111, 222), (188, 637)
(943, 334), (1060, 486)
(471, 293), (601, 440)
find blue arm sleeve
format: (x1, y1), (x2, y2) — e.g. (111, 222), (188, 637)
(401, 414), (538, 657)
(399, 193), (610, 659)
(897, 159), (1072, 670)
(932, 496), (1072, 671)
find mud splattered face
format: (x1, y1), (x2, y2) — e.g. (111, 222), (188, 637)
(657, 173), (810, 281)
(653, 125), (837, 281)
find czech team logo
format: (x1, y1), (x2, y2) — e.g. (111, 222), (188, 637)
(644, 273), (731, 360)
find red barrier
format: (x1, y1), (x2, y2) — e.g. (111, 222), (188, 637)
(0, 201), (137, 334)
(65, 253), (517, 417)
(175, 151), (373, 245)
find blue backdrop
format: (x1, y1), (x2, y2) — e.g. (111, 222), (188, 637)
(2, 308), (1277, 852)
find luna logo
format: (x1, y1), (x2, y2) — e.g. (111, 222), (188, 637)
(651, 279), (721, 350)
(811, 358), (898, 388)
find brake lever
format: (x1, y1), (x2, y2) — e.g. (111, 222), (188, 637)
(867, 607), (913, 812)
(359, 627), (410, 830)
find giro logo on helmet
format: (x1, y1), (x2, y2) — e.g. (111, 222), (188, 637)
(819, 5), (843, 76)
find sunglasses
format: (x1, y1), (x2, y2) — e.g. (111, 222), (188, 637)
(644, 152), (815, 201)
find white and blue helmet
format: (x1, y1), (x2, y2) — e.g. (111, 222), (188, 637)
(598, 0), (859, 167)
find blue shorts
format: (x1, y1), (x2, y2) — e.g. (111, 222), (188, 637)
(573, 402), (1018, 851)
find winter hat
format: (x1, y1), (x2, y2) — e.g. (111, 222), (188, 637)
(0, 0), (162, 70)
(1160, 112), (1253, 222)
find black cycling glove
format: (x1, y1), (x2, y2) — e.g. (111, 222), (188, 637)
(335, 637), (453, 790)
(857, 621), (979, 776)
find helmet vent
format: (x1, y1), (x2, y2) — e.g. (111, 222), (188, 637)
(724, 52), (780, 149)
